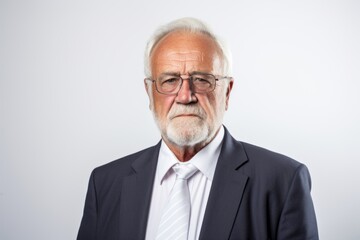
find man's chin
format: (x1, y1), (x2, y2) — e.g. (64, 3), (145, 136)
(165, 124), (209, 147)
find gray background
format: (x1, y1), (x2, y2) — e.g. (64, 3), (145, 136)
(1, 0), (359, 239)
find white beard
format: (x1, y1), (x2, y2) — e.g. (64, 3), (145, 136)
(152, 103), (223, 147)
(165, 114), (209, 146)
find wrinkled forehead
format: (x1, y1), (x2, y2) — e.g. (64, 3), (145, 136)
(155, 50), (204, 67)
(150, 31), (223, 76)
(165, 50), (204, 62)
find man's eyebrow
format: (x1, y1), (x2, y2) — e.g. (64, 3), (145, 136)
(159, 71), (181, 76)
(160, 71), (212, 76)
(189, 71), (212, 75)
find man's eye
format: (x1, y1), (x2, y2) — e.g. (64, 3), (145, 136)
(194, 77), (211, 83)
(162, 78), (179, 84)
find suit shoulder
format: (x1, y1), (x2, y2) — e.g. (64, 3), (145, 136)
(240, 141), (303, 172)
(237, 141), (311, 193)
(92, 145), (157, 177)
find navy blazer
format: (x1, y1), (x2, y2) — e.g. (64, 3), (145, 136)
(77, 128), (318, 240)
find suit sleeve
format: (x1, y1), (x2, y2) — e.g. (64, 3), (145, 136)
(277, 164), (319, 240)
(77, 171), (98, 240)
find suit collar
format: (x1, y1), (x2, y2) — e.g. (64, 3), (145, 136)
(220, 126), (249, 169)
(131, 141), (162, 173)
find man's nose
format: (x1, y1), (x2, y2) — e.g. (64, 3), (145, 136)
(175, 79), (198, 104)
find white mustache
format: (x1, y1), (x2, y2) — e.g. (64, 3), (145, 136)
(168, 105), (206, 119)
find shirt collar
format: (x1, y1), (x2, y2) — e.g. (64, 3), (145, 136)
(156, 126), (225, 184)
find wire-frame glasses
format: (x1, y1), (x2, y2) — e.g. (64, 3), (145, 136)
(145, 72), (229, 95)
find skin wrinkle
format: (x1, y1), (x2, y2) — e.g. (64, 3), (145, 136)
(156, 51), (207, 76)
(165, 51), (204, 61)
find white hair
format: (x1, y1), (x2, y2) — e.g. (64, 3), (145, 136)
(144, 17), (233, 78)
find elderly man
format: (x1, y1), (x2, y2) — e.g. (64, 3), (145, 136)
(77, 18), (318, 240)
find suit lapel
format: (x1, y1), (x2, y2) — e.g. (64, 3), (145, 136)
(199, 129), (249, 240)
(118, 142), (160, 240)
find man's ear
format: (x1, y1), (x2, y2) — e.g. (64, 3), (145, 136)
(144, 79), (153, 110)
(225, 78), (234, 110)
(144, 79), (150, 94)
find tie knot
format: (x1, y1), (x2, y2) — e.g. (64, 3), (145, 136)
(173, 163), (198, 180)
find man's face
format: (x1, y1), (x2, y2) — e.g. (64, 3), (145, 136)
(147, 31), (233, 147)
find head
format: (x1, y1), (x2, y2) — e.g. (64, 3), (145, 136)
(144, 17), (234, 148)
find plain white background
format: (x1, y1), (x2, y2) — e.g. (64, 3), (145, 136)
(1, 0), (359, 239)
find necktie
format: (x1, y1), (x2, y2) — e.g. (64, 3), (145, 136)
(156, 163), (198, 240)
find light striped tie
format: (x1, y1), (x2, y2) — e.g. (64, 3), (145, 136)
(156, 163), (198, 240)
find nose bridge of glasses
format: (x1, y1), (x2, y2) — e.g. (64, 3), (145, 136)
(178, 75), (194, 92)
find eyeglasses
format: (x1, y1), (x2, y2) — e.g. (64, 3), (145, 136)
(145, 72), (229, 95)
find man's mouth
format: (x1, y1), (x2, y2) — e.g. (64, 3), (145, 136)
(172, 114), (201, 119)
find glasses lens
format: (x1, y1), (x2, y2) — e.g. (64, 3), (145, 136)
(155, 73), (217, 94)
(192, 74), (216, 92)
(157, 75), (181, 94)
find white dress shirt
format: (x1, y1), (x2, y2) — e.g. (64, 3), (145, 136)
(145, 126), (224, 240)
